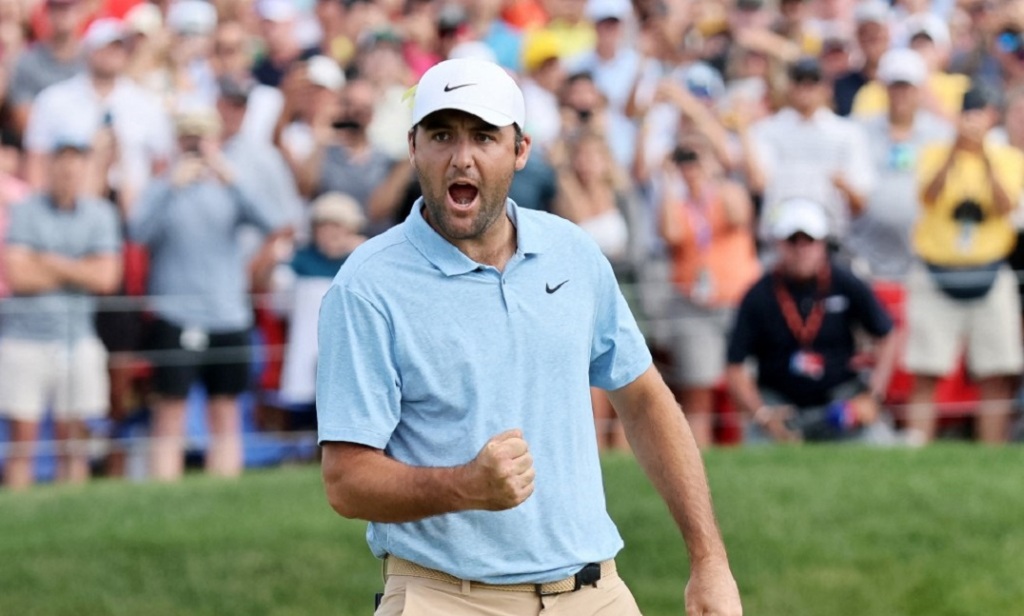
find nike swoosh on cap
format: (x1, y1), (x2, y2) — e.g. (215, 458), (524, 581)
(444, 82), (476, 92)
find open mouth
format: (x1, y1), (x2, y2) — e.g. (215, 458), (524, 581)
(447, 182), (479, 210)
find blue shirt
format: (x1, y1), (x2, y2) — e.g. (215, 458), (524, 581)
(3, 195), (121, 342)
(130, 175), (285, 331)
(316, 199), (651, 584)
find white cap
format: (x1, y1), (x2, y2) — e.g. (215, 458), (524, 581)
(82, 18), (127, 51)
(257, 0), (297, 22)
(878, 48), (927, 86)
(448, 41), (498, 64)
(854, 0), (890, 25)
(410, 58), (525, 129)
(167, 0), (217, 35)
(906, 13), (950, 48)
(586, 0), (632, 23)
(307, 55), (344, 90)
(771, 198), (829, 241)
(125, 2), (163, 37)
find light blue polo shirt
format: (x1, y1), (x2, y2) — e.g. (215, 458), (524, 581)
(316, 199), (652, 585)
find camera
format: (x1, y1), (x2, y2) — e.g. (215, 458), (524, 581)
(952, 199), (985, 223)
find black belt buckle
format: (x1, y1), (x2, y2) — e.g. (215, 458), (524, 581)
(573, 562), (602, 591)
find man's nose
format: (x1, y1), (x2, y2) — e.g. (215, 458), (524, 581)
(449, 136), (475, 170)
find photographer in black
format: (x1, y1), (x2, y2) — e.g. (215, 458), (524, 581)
(904, 85), (1024, 443)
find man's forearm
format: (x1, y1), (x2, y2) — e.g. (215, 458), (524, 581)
(611, 367), (729, 564)
(319, 437), (520, 519)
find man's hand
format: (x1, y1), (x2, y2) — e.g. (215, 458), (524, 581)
(685, 556), (743, 616)
(461, 429), (535, 511)
(753, 405), (801, 443)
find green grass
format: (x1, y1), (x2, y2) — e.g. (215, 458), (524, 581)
(2, 446), (1023, 615)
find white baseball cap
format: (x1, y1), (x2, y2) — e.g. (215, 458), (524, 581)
(167, 0), (218, 36)
(257, 0), (297, 22)
(854, 0), (890, 25)
(82, 18), (127, 51)
(410, 58), (525, 129)
(878, 48), (927, 86)
(307, 55), (344, 91)
(906, 13), (951, 49)
(771, 198), (829, 241)
(586, 0), (632, 23)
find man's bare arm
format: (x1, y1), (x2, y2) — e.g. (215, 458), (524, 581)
(321, 429), (535, 523)
(608, 365), (742, 615)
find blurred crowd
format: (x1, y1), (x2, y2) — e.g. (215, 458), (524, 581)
(2, 0), (1024, 488)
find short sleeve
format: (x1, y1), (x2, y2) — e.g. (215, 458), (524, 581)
(844, 272), (893, 338)
(316, 283), (403, 447)
(89, 201), (123, 255)
(726, 285), (759, 365)
(588, 250), (652, 391)
(5, 200), (36, 248)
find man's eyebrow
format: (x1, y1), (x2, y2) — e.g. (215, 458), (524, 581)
(419, 116), (501, 133)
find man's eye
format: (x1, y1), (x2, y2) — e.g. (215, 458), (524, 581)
(431, 133), (451, 142)
(476, 133), (496, 142)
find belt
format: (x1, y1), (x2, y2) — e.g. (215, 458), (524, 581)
(384, 555), (616, 596)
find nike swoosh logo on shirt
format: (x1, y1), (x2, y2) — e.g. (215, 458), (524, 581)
(546, 280), (569, 294)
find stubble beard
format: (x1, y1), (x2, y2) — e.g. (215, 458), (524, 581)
(417, 165), (516, 242)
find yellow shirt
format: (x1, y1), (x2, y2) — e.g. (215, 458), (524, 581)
(851, 72), (970, 119)
(914, 143), (1024, 266)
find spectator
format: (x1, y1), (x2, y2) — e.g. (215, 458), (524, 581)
(129, 107), (290, 481)
(904, 86), (1024, 444)
(8, 0), (86, 136)
(24, 17), (174, 212)
(164, 0), (219, 110)
(848, 48), (953, 281)
(297, 77), (398, 236)
(551, 128), (636, 450)
(251, 0), (318, 87)
(852, 13), (969, 121)
(464, 0), (523, 71)
(748, 56), (875, 247)
(726, 198), (899, 443)
(658, 138), (761, 447)
(255, 192), (366, 410)
(570, 0), (640, 166)
(0, 139), (121, 489)
(212, 20), (286, 144)
(519, 29), (565, 152)
(832, 0), (890, 117)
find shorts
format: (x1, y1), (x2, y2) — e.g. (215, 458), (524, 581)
(0, 336), (110, 422)
(147, 319), (252, 399)
(666, 294), (735, 388)
(903, 263), (1023, 379)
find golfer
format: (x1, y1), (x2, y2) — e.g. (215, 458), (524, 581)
(316, 58), (742, 616)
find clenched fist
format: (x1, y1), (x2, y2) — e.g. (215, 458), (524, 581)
(462, 429), (536, 511)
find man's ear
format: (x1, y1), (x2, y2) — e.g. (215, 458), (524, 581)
(514, 133), (532, 172)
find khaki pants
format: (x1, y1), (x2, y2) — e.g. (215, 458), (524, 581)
(375, 571), (644, 616)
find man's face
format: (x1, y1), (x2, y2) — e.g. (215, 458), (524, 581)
(887, 81), (920, 117)
(409, 109), (530, 242)
(777, 233), (826, 280)
(958, 107), (995, 144)
(47, 1), (82, 37)
(89, 41), (128, 79)
(213, 23), (249, 76)
(788, 76), (824, 113)
(857, 22), (890, 64)
(50, 148), (87, 193)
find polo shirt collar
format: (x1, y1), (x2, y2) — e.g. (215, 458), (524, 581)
(404, 197), (546, 277)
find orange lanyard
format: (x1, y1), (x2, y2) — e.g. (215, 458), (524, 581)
(772, 266), (830, 349)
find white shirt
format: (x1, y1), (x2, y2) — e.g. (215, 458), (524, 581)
(520, 78), (561, 153)
(751, 107), (876, 241)
(25, 73), (174, 193)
